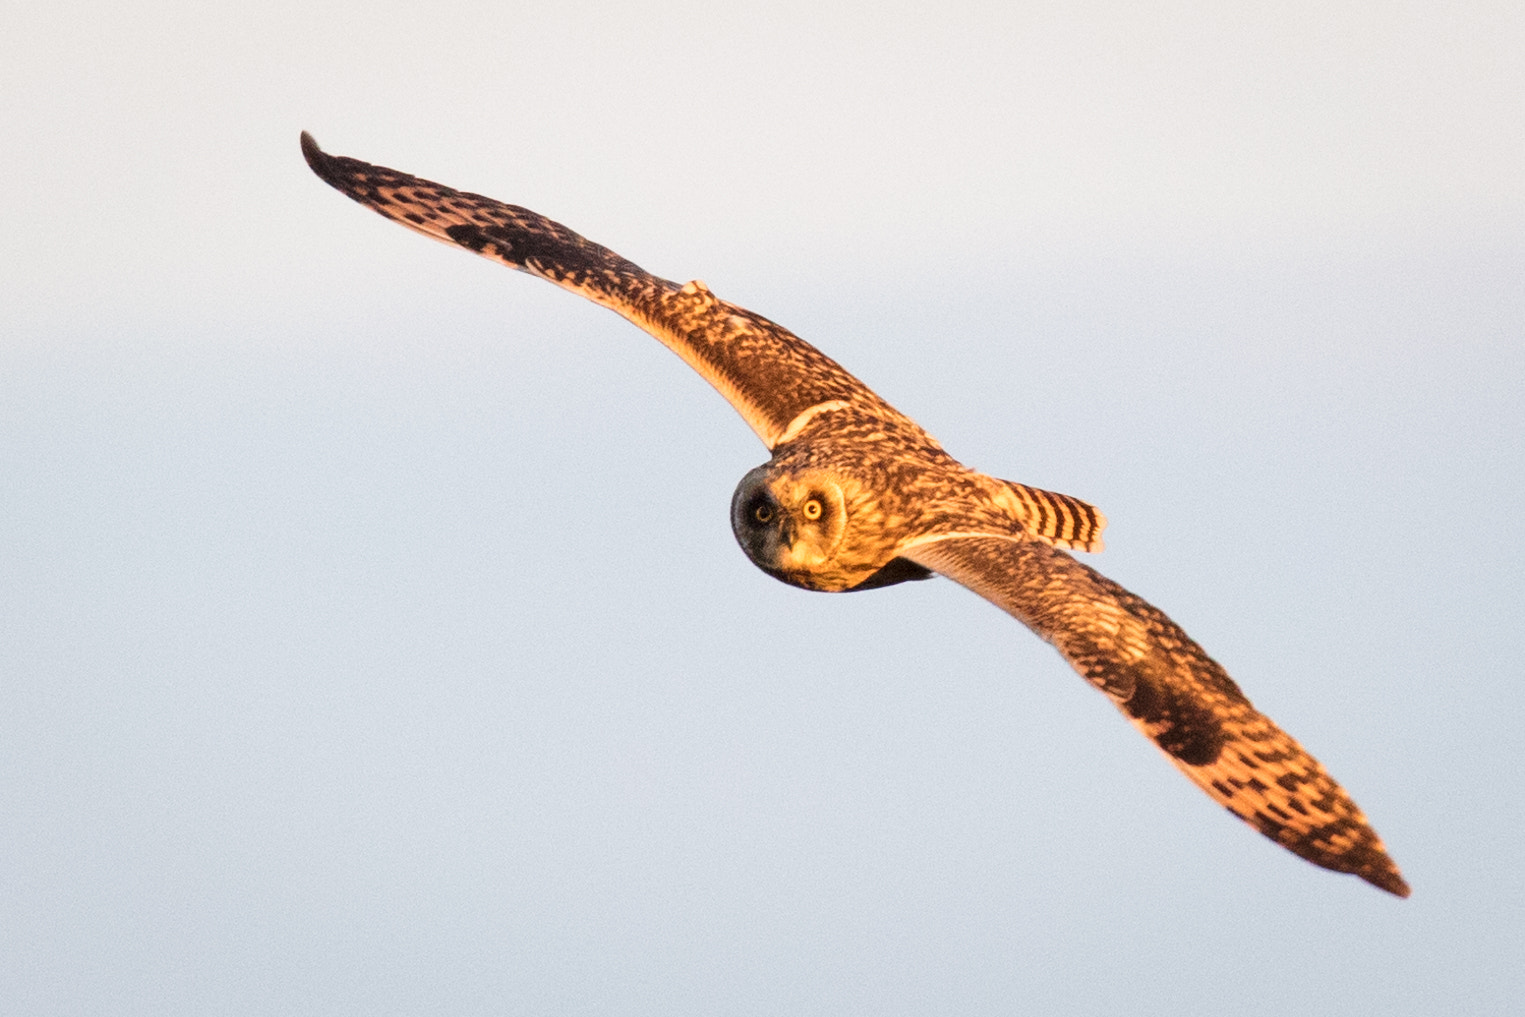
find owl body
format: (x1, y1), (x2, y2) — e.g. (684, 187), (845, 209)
(731, 402), (1030, 592)
(302, 132), (1410, 897)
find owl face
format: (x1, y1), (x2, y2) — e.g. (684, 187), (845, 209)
(730, 466), (854, 591)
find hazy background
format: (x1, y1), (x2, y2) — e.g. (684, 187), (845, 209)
(4, 2), (1522, 1014)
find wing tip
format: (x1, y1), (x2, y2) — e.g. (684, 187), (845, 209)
(1359, 860), (1411, 898)
(299, 130), (324, 169)
(299, 130), (346, 191)
(1305, 825), (1409, 898)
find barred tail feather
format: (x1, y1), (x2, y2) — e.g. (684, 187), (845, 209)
(999, 480), (1106, 552)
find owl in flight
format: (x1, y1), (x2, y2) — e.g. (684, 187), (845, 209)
(301, 132), (1408, 897)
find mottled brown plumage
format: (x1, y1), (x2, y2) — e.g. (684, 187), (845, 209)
(300, 132), (1408, 897)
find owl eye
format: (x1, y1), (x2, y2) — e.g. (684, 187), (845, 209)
(802, 498), (824, 521)
(752, 502), (775, 524)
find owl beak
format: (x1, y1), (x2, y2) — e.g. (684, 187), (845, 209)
(778, 517), (796, 548)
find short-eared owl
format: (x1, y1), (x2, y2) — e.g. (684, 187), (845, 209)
(301, 132), (1408, 897)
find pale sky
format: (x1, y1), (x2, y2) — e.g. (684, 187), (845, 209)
(3, 3), (1523, 1015)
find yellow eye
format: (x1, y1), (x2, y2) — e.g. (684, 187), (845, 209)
(753, 503), (774, 524)
(802, 498), (823, 521)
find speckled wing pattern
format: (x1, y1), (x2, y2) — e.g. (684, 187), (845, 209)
(301, 132), (898, 449)
(904, 534), (1409, 897)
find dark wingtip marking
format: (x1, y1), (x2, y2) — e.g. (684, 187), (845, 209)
(299, 130), (351, 193)
(299, 131), (326, 174)
(1362, 861), (1411, 898)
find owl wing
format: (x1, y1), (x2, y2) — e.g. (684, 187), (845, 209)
(901, 533), (1409, 897)
(301, 133), (900, 449)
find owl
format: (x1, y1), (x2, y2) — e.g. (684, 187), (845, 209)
(301, 132), (1408, 897)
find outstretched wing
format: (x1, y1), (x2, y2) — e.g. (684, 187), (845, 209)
(902, 533), (1409, 897)
(301, 132), (902, 449)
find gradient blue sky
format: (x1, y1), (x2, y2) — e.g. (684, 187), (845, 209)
(4, 3), (1523, 1014)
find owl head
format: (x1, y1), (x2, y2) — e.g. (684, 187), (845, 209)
(729, 465), (855, 591)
